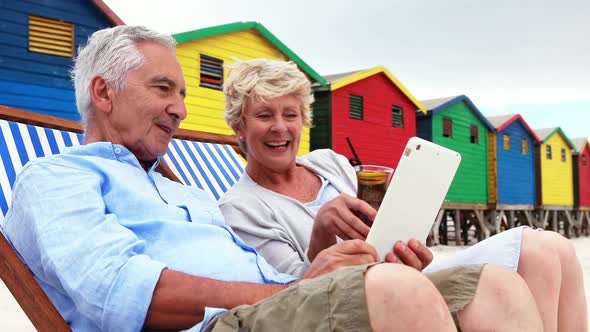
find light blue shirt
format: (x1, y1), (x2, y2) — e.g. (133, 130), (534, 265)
(1, 142), (296, 332)
(305, 175), (341, 216)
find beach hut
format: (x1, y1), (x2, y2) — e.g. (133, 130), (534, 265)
(0, 0), (123, 121)
(572, 137), (590, 232)
(310, 66), (426, 170)
(416, 95), (495, 244)
(486, 114), (540, 230)
(172, 22), (325, 155)
(534, 127), (576, 234)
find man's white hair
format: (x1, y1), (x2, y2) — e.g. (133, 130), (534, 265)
(71, 25), (176, 129)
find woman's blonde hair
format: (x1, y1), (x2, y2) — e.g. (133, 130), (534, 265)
(223, 58), (314, 129)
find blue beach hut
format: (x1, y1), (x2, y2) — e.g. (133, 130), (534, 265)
(0, 0), (123, 121)
(487, 114), (540, 207)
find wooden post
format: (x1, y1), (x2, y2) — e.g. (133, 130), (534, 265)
(564, 211), (574, 238)
(497, 210), (506, 231)
(454, 209), (462, 246)
(542, 210), (551, 229)
(430, 209), (445, 246)
(508, 210), (515, 229)
(474, 210), (489, 239)
(488, 209), (499, 234)
(524, 210), (534, 227)
(551, 210), (558, 232)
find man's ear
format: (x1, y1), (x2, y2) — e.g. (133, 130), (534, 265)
(89, 76), (113, 114)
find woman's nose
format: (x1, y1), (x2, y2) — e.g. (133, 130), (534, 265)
(270, 118), (287, 132)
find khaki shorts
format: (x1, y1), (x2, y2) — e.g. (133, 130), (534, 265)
(203, 263), (484, 332)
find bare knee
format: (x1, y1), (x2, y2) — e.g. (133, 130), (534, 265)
(459, 264), (543, 331)
(519, 229), (562, 282)
(365, 264), (455, 332)
(539, 230), (581, 267)
(519, 229), (582, 277)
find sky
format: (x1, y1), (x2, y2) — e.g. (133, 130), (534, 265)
(104, 0), (590, 140)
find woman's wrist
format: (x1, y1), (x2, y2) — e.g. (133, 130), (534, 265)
(308, 224), (337, 261)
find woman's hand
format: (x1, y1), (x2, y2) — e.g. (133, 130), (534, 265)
(307, 194), (376, 260)
(384, 239), (433, 271)
(315, 194), (376, 240)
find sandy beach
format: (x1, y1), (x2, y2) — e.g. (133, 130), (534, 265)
(3, 236), (590, 331)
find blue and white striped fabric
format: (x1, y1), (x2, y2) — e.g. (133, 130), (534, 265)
(163, 139), (245, 201)
(0, 120), (84, 223)
(0, 118), (245, 224)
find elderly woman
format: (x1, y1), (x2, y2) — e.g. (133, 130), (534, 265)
(219, 58), (587, 331)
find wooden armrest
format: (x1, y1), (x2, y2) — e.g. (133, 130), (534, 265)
(0, 232), (70, 332)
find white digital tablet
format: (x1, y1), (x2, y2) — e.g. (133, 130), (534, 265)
(365, 137), (461, 261)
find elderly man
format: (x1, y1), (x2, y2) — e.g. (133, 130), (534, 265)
(2, 26), (543, 332)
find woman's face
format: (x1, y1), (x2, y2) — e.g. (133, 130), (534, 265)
(236, 94), (303, 174)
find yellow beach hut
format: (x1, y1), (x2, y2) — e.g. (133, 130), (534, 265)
(172, 22), (326, 155)
(534, 127), (575, 207)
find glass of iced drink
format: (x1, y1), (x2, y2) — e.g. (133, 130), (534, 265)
(354, 165), (393, 225)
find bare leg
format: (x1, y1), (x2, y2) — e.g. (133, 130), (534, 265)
(518, 228), (561, 331)
(519, 229), (587, 331)
(458, 264), (543, 331)
(365, 263), (456, 332)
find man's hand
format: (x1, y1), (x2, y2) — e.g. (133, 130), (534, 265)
(303, 240), (379, 279)
(307, 194), (376, 260)
(384, 239), (433, 271)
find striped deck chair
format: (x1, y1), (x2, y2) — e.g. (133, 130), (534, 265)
(165, 138), (245, 201)
(0, 106), (244, 331)
(0, 118), (84, 222)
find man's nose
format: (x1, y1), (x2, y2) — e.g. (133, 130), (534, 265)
(168, 100), (187, 121)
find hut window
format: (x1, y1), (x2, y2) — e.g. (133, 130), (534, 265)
(521, 138), (529, 155)
(392, 105), (404, 128)
(442, 118), (452, 137)
(583, 155), (588, 166)
(546, 145), (552, 160)
(349, 94), (363, 120)
(470, 125), (479, 144)
(503, 134), (510, 150)
(199, 54), (224, 90)
(561, 148), (566, 162)
(28, 15), (74, 58)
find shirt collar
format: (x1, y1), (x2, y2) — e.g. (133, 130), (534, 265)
(63, 142), (161, 172)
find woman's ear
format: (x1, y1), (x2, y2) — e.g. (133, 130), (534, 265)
(232, 125), (244, 141)
(89, 76), (113, 114)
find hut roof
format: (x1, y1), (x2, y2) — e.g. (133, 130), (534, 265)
(323, 70), (363, 84)
(319, 66), (426, 114)
(419, 95), (495, 131)
(534, 127), (576, 149)
(487, 114), (516, 129)
(172, 21), (325, 86)
(92, 0), (125, 25)
(420, 96), (459, 111)
(571, 137), (590, 154)
(486, 114), (540, 143)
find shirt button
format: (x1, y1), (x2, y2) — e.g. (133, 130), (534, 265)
(114, 147), (122, 154)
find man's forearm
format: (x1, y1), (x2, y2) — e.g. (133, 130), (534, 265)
(144, 269), (289, 330)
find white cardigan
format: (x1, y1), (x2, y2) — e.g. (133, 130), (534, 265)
(218, 149), (357, 277)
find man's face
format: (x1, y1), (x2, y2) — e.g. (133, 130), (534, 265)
(107, 41), (187, 161)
